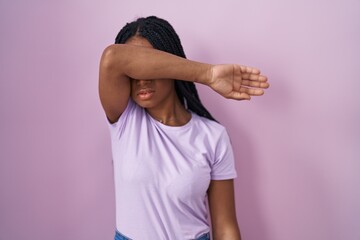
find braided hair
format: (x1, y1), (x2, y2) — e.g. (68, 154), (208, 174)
(115, 16), (217, 122)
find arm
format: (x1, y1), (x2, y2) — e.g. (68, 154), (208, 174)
(98, 44), (269, 123)
(98, 44), (211, 123)
(207, 179), (241, 240)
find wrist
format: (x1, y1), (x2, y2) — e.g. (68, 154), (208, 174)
(196, 64), (214, 86)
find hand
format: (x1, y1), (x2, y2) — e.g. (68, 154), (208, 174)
(208, 64), (269, 100)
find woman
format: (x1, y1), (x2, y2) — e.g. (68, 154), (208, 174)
(99, 16), (269, 240)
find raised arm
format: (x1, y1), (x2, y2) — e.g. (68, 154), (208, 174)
(98, 44), (269, 123)
(98, 44), (210, 123)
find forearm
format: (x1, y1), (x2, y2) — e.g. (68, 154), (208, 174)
(101, 44), (212, 84)
(212, 226), (241, 240)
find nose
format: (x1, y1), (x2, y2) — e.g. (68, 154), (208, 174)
(135, 79), (152, 86)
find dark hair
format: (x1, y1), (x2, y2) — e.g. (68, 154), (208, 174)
(115, 16), (217, 122)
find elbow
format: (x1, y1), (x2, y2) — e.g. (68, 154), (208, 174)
(100, 44), (128, 70)
(100, 44), (118, 70)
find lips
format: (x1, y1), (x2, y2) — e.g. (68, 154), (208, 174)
(137, 88), (154, 95)
(137, 88), (155, 100)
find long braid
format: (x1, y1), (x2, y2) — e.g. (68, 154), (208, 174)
(115, 16), (217, 122)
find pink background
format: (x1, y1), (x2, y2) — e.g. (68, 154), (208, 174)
(1, 0), (359, 239)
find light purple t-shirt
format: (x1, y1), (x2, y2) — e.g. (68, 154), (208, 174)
(107, 99), (237, 240)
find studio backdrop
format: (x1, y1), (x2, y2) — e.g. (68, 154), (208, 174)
(0, 0), (359, 240)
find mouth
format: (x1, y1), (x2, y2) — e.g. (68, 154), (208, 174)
(136, 88), (155, 100)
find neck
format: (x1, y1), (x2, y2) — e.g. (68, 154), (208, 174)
(146, 95), (191, 126)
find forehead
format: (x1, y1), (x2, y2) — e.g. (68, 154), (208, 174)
(125, 37), (153, 48)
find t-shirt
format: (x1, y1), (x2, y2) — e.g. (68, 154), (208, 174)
(107, 99), (237, 240)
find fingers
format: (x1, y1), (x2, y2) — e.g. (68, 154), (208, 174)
(239, 65), (268, 84)
(242, 73), (268, 82)
(240, 87), (264, 96)
(229, 64), (269, 100)
(228, 91), (251, 100)
(228, 87), (264, 101)
(240, 65), (260, 74)
(241, 79), (270, 89)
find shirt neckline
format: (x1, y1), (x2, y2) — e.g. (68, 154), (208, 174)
(147, 110), (194, 131)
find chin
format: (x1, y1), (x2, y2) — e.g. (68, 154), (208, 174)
(132, 98), (156, 109)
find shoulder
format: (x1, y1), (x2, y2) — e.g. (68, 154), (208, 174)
(190, 113), (230, 146)
(191, 113), (228, 136)
(107, 98), (144, 133)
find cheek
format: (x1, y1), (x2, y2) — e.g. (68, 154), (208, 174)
(155, 80), (174, 95)
(130, 80), (137, 97)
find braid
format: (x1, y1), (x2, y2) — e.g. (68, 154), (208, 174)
(114, 16), (217, 122)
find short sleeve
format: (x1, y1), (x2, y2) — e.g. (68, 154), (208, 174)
(211, 129), (237, 180)
(106, 98), (135, 139)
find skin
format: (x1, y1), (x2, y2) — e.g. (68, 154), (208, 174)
(127, 37), (191, 125)
(98, 36), (269, 239)
(208, 180), (241, 240)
